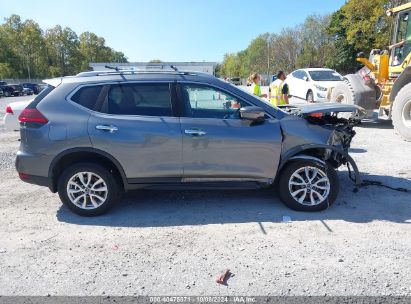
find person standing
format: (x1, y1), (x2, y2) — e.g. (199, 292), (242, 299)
(248, 73), (267, 98)
(269, 70), (289, 106)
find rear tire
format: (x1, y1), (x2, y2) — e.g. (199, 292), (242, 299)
(392, 82), (411, 142)
(58, 163), (119, 216)
(306, 90), (314, 103)
(278, 160), (339, 211)
(4, 91), (10, 97)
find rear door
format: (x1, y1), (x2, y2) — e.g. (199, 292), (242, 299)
(178, 83), (282, 182)
(72, 82), (183, 182)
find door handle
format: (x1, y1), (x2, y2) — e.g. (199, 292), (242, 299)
(95, 125), (118, 133)
(184, 129), (206, 136)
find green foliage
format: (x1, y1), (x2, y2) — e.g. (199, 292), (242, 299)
(327, 0), (409, 73)
(221, 0), (411, 77)
(0, 14), (128, 79)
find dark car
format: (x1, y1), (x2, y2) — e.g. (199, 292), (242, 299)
(3, 84), (23, 96)
(21, 83), (40, 94)
(0, 85), (14, 97)
(22, 87), (34, 95)
(16, 69), (365, 216)
(1, 84), (23, 97)
(229, 77), (242, 85)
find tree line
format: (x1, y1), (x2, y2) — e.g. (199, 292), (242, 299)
(218, 0), (409, 78)
(0, 14), (127, 79)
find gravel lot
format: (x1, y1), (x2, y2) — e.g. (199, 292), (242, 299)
(0, 94), (410, 296)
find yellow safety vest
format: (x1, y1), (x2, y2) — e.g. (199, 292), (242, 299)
(270, 80), (287, 106)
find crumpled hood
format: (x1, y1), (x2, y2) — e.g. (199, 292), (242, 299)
(279, 102), (367, 118)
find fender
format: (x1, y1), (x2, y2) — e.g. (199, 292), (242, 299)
(288, 155), (326, 167)
(279, 144), (362, 185)
(48, 147), (128, 190)
(389, 66), (411, 102)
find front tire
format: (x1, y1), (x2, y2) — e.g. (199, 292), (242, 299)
(278, 160), (339, 211)
(58, 163), (119, 216)
(392, 82), (411, 142)
(306, 90), (314, 103)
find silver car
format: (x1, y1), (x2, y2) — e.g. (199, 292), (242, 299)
(16, 69), (364, 216)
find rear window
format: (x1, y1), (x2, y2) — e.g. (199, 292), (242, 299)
(71, 85), (104, 110)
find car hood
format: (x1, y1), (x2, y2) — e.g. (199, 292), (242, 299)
(279, 102), (366, 117)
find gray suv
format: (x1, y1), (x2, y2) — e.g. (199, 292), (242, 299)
(16, 69), (363, 216)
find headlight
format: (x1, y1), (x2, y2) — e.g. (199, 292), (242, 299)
(314, 84), (327, 91)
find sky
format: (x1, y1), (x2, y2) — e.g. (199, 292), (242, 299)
(1, 0), (346, 62)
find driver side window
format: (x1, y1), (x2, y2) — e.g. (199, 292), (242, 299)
(181, 84), (250, 119)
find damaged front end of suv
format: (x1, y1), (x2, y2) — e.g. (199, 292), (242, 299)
(278, 103), (366, 186)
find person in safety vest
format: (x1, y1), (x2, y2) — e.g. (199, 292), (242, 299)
(269, 70), (289, 106)
(248, 73), (267, 98)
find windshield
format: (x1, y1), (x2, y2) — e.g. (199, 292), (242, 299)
(308, 70), (343, 81)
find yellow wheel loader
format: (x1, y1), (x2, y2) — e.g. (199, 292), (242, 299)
(330, 2), (411, 141)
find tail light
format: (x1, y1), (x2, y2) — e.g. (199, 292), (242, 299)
(308, 113), (323, 118)
(18, 108), (48, 124)
(5, 105), (13, 114)
(360, 69), (372, 84)
(18, 172), (30, 180)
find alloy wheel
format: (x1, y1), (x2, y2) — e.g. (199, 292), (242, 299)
(66, 172), (108, 209)
(288, 166), (330, 206)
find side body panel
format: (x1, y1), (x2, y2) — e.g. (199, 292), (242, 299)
(180, 118), (282, 181)
(88, 113), (183, 180)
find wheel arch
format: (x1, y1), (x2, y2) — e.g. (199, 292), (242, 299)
(49, 148), (127, 193)
(306, 89), (314, 101)
(389, 66), (411, 102)
(278, 144), (362, 185)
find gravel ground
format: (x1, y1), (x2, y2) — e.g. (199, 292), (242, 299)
(0, 95), (410, 296)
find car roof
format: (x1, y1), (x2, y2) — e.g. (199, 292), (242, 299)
(298, 68), (335, 72)
(43, 70), (217, 86)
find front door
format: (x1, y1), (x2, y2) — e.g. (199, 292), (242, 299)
(85, 82), (183, 182)
(178, 83), (282, 182)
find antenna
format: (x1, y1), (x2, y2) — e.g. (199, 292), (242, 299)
(170, 65), (178, 71)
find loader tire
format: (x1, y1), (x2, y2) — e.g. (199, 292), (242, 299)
(392, 82), (411, 142)
(331, 79), (356, 105)
(331, 80), (358, 119)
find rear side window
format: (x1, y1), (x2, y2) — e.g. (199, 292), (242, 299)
(101, 83), (172, 116)
(71, 85), (103, 110)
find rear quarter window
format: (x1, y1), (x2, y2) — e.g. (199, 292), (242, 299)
(71, 85), (104, 110)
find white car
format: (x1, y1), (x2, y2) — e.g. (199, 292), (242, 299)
(285, 68), (344, 103)
(3, 100), (32, 131)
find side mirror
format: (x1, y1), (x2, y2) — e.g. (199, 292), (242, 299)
(240, 106), (265, 122)
(303, 76), (309, 81)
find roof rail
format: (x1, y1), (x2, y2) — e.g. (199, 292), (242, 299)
(75, 70), (201, 78)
